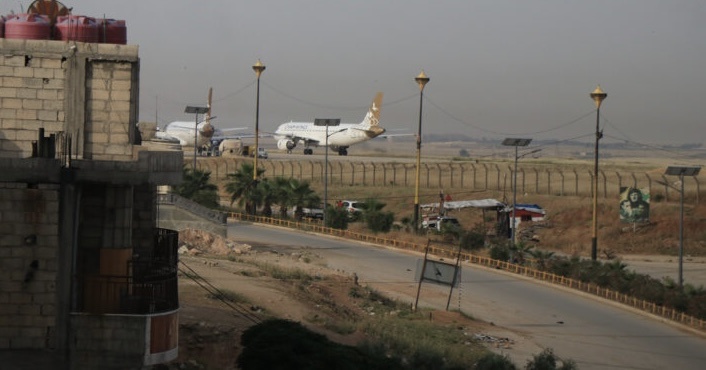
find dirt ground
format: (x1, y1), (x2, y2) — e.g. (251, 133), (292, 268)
(168, 233), (543, 370)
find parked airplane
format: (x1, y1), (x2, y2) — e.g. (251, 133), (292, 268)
(274, 92), (386, 155)
(153, 88), (247, 148)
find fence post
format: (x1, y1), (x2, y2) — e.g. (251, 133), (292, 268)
(361, 162), (367, 185)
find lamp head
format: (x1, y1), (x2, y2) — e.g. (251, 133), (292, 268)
(252, 59), (266, 78)
(590, 85), (607, 109)
(415, 70), (430, 91)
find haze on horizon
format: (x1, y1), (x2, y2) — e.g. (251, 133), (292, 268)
(4, 1), (705, 154)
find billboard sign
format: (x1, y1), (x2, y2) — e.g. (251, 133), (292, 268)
(619, 187), (650, 223)
(415, 259), (460, 287)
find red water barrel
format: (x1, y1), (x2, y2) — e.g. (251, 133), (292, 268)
(54, 15), (98, 43)
(4, 13), (51, 40)
(97, 18), (126, 44)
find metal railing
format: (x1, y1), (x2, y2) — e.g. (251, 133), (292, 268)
(75, 271), (178, 315)
(158, 193), (227, 224)
(74, 228), (180, 315)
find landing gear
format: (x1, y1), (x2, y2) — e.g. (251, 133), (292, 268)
(304, 148), (313, 155)
(338, 147), (348, 156)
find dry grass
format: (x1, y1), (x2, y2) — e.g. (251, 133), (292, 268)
(207, 147), (706, 258)
(334, 191), (706, 258)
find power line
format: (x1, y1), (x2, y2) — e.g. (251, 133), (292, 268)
(179, 261), (262, 325)
(423, 94), (597, 137)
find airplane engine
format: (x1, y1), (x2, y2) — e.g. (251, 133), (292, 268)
(277, 139), (296, 151)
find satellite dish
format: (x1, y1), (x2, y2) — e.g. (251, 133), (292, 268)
(27, 0), (71, 25)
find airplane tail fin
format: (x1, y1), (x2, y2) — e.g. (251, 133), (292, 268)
(206, 87), (213, 125)
(360, 92), (383, 128)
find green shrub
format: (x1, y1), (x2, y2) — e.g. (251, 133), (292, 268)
(238, 319), (405, 370)
(489, 244), (511, 262)
(474, 353), (517, 370)
(325, 205), (350, 229)
(365, 210), (395, 233)
(525, 348), (577, 370)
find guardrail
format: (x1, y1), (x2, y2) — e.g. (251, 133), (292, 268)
(158, 193), (227, 224)
(228, 211), (706, 333)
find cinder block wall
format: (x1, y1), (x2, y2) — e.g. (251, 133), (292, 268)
(85, 61), (137, 161)
(0, 183), (60, 349)
(0, 47), (65, 157)
(0, 39), (140, 160)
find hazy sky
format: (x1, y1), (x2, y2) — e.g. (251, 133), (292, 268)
(5, 1), (706, 148)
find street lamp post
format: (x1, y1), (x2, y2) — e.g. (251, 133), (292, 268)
(665, 165), (701, 288)
(590, 85), (607, 261)
(184, 105), (209, 171)
(314, 119), (342, 226)
(252, 59), (266, 181)
(502, 138), (532, 247)
(413, 70), (429, 232)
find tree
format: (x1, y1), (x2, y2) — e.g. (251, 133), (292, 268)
(459, 223), (486, 251)
(529, 249), (555, 271)
(224, 163), (265, 214)
(173, 167), (220, 208)
(324, 205), (349, 229)
(255, 179), (278, 217)
(271, 177), (295, 218)
(509, 242), (534, 265)
(288, 178), (320, 220)
(361, 198), (395, 233)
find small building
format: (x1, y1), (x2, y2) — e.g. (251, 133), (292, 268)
(511, 203), (547, 223)
(0, 33), (182, 370)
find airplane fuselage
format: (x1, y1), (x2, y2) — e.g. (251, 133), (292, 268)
(274, 122), (379, 148)
(273, 92), (385, 155)
(155, 121), (214, 147)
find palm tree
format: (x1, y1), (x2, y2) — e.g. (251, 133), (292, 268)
(509, 242), (534, 265)
(256, 179), (278, 218)
(271, 177), (295, 218)
(288, 178), (320, 220)
(224, 163), (265, 214)
(529, 249), (555, 271)
(173, 167), (220, 208)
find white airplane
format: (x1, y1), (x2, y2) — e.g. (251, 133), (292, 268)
(153, 88), (248, 148)
(274, 92), (386, 156)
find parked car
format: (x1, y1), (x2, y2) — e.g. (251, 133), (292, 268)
(422, 216), (460, 231)
(339, 200), (366, 214)
(256, 147), (268, 159)
(302, 207), (324, 219)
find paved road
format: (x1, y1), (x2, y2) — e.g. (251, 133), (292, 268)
(228, 222), (706, 369)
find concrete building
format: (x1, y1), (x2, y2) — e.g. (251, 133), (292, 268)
(0, 37), (183, 369)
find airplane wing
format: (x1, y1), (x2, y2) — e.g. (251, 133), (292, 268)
(152, 131), (183, 144)
(212, 127), (253, 141)
(219, 127), (248, 133)
(278, 133), (321, 147)
(378, 127), (412, 139)
(380, 133), (414, 138)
